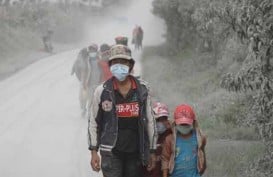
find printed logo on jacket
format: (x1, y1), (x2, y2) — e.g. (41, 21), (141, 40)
(116, 102), (139, 117)
(102, 100), (113, 112)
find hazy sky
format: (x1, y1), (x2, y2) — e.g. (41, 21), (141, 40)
(83, 0), (165, 47)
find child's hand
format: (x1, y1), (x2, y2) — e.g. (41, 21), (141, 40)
(162, 169), (169, 177)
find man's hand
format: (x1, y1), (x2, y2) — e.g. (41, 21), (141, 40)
(90, 150), (101, 172)
(146, 152), (156, 171)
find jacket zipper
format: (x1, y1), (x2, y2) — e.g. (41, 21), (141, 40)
(139, 102), (145, 162)
(137, 87), (146, 163)
(105, 86), (119, 149)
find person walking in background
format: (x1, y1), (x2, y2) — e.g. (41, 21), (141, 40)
(115, 36), (129, 46)
(42, 29), (54, 53)
(71, 43), (99, 117)
(86, 43), (100, 90)
(132, 25), (138, 44)
(98, 43), (112, 82)
(132, 25), (143, 50)
(143, 102), (172, 177)
(138, 26), (144, 49)
(161, 104), (207, 177)
(88, 44), (157, 177)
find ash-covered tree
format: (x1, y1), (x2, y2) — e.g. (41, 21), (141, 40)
(212, 0), (273, 176)
(152, 0), (202, 54)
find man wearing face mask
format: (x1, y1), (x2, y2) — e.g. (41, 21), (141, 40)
(161, 104), (207, 177)
(97, 43), (112, 82)
(88, 44), (157, 177)
(143, 102), (172, 177)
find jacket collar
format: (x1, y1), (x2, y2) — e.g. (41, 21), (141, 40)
(112, 75), (137, 90)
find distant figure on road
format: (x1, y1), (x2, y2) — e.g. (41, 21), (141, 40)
(71, 43), (99, 117)
(115, 36), (128, 46)
(98, 43), (112, 82)
(42, 29), (54, 53)
(132, 25), (143, 50)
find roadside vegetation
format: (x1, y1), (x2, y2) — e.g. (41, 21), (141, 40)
(0, 0), (131, 80)
(142, 0), (272, 176)
(0, 2), (86, 79)
(142, 44), (265, 177)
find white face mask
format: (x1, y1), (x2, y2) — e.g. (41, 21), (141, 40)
(156, 122), (167, 134)
(176, 125), (193, 135)
(89, 52), (97, 59)
(110, 64), (129, 81)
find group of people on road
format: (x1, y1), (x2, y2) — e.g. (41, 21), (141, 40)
(71, 25), (207, 177)
(71, 42), (113, 116)
(42, 24), (143, 54)
(71, 30), (140, 117)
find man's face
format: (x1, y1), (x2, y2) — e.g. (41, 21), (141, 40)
(110, 57), (135, 74)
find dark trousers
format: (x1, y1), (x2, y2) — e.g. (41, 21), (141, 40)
(101, 151), (143, 177)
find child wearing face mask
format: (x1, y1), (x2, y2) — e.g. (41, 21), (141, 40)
(143, 102), (172, 177)
(161, 104), (207, 177)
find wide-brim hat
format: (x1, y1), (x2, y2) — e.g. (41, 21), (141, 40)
(109, 44), (133, 61)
